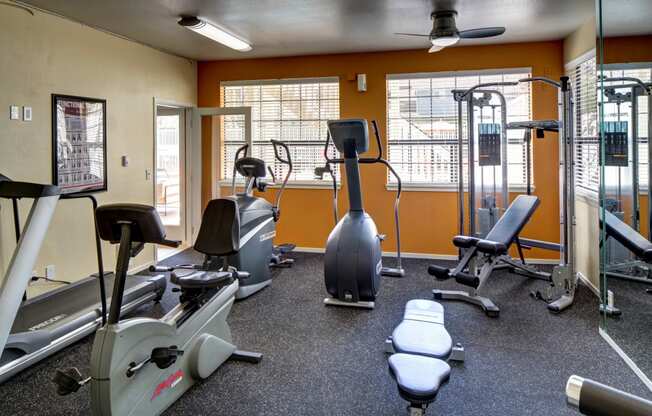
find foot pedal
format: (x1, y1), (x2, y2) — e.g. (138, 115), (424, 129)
(274, 243), (295, 254)
(53, 368), (89, 396)
(151, 346), (184, 369)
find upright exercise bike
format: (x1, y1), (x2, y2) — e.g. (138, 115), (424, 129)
(54, 200), (261, 415)
(316, 119), (404, 309)
(153, 139), (294, 299)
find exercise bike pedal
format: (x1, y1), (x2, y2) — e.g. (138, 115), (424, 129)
(53, 367), (90, 396)
(229, 350), (263, 364)
(151, 346), (184, 369)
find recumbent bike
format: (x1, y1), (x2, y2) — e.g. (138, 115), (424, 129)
(54, 200), (261, 415)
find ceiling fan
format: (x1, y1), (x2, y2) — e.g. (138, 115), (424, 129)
(396, 10), (506, 53)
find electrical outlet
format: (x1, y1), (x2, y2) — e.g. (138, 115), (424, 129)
(45, 265), (56, 280)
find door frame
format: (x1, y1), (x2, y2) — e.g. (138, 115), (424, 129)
(189, 106), (252, 242)
(153, 98), (194, 262)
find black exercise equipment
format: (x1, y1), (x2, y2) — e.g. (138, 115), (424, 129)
(566, 375), (652, 416)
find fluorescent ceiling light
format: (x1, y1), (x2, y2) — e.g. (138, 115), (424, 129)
(179, 16), (252, 52)
(431, 34), (459, 47)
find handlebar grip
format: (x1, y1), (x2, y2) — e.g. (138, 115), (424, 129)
(270, 140), (292, 166)
(567, 376), (652, 416)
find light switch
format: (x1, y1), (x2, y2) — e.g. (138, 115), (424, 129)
(121, 155), (129, 167)
(10, 106), (19, 120)
(23, 106), (32, 121)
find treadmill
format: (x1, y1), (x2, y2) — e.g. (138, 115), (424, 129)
(0, 175), (167, 383)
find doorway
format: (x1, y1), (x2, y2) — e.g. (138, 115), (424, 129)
(155, 105), (187, 259)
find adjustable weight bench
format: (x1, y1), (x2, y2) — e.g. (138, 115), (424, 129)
(601, 210), (652, 295)
(428, 195), (557, 317)
(386, 300), (463, 415)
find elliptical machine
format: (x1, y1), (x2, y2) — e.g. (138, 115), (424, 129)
(54, 200), (261, 415)
(316, 119), (404, 309)
(153, 139), (294, 299)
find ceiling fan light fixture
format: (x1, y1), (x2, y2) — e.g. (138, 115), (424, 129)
(178, 16), (252, 52)
(431, 34), (459, 47)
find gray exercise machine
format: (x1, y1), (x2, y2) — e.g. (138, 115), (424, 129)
(152, 139), (295, 300)
(53, 200), (261, 415)
(0, 175), (166, 384)
(566, 375), (652, 416)
(430, 76), (578, 315)
(599, 77), (652, 282)
(316, 119), (404, 309)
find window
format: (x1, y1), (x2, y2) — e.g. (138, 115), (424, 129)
(386, 69), (531, 187)
(571, 55), (599, 197)
(221, 77), (339, 183)
(602, 65), (652, 191)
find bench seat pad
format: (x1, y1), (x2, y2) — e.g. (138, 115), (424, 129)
(389, 354), (450, 404)
(392, 321), (452, 359)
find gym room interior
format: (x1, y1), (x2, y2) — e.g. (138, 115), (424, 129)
(0, 0), (651, 415)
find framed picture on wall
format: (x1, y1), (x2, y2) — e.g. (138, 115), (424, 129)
(52, 94), (107, 194)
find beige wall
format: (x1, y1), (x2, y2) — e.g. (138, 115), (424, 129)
(0, 7), (197, 294)
(563, 17), (597, 64)
(563, 20), (599, 290)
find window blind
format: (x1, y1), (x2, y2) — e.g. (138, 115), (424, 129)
(221, 77), (339, 182)
(386, 69), (531, 186)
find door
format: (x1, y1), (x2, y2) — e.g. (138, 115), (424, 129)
(155, 106), (186, 243)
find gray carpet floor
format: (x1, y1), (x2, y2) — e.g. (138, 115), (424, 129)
(1, 250), (651, 415)
(602, 276), (652, 378)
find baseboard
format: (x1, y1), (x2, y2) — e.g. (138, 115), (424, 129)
(599, 327), (652, 392)
(577, 271), (600, 297)
(294, 247), (560, 264)
(129, 260), (156, 275)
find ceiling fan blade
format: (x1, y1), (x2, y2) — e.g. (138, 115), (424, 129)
(428, 44), (444, 53)
(458, 27), (506, 38)
(395, 32), (432, 37)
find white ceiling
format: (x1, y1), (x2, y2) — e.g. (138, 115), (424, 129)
(601, 0), (652, 37)
(17, 0), (598, 60)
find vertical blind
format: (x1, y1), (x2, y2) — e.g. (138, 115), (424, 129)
(571, 56), (599, 197)
(221, 78), (339, 182)
(386, 70), (531, 186)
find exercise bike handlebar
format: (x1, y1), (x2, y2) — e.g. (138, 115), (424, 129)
(270, 140), (293, 215)
(231, 144), (250, 195)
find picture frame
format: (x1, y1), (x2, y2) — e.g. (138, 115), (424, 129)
(52, 94), (107, 194)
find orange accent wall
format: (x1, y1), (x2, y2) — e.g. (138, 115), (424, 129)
(197, 42), (564, 258)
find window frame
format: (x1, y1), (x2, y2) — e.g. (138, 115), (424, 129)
(385, 67), (533, 192)
(219, 76), (340, 189)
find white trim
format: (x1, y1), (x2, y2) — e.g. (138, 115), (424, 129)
(221, 76), (339, 87)
(577, 271), (599, 297)
(599, 327), (652, 392)
(564, 49), (597, 72)
(129, 260), (156, 275)
(386, 183), (535, 193)
(294, 247), (562, 264)
(386, 67), (532, 81)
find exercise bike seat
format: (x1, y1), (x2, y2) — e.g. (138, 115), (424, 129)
(95, 204), (180, 247)
(389, 353), (450, 405)
(171, 271), (233, 289)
